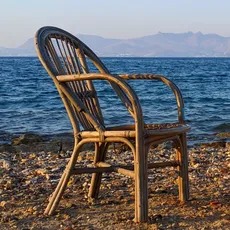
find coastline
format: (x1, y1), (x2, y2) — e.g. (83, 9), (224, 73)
(1, 130), (230, 152)
(0, 133), (229, 229)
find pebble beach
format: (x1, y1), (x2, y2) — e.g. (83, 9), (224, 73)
(0, 134), (229, 229)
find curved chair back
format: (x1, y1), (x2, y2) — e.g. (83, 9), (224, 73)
(35, 26), (131, 133)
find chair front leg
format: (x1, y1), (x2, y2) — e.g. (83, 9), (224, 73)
(88, 142), (108, 198)
(134, 144), (148, 222)
(44, 142), (80, 215)
(175, 133), (189, 201)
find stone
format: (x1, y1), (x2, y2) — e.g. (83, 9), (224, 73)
(12, 133), (43, 145)
(0, 159), (11, 170)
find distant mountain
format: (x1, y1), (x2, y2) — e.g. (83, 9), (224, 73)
(17, 38), (34, 50)
(1, 32), (230, 57)
(0, 38), (35, 56)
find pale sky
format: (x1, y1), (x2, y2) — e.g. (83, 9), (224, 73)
(1, 0), (230, 48)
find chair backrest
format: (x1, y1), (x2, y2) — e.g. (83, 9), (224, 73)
(35, 26), (116, 133)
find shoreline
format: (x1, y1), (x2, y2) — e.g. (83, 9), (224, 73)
(1, 131), (230, 153)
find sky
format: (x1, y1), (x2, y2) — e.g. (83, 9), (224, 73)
(1, 0), (230, 48)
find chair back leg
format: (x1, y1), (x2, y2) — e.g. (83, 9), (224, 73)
(88, 143), (109, 198)
(176, 134), (189, 201)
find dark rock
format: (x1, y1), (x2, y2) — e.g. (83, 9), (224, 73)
(198, 141), (226, 148)
(0, 144), (16, 153)
(3, 133), (95, 154)
(156, 142), (173, 150)
(12, 134), (43, 145)
(148, 214), (163, 223)
(216, 132), (230, 138)
(14, 144), (31, 153)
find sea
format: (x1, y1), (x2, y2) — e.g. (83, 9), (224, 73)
(1, 57), (230, 145)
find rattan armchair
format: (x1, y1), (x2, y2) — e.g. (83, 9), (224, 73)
(34, 26), (190, 222)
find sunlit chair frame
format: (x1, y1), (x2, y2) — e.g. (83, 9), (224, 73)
(34, 26), (190, 222)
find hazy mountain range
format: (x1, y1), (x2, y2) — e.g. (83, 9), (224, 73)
(1, 31), (230, 57)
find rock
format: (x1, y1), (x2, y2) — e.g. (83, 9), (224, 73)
(5, 181), (13, 190)
(156, 142), (173, 150)
(198, 141), (226, 148)
(82, 182), (88, 188)
(148, 214), (163, 223)
(0, 144), (16, 153)
(225, 142), (230, 149)
(12, 134), (43, 145)
(0, 179), (6, 186)
(0, 201), (10, 209)
(35, 169), (47, 176)
(0, 159), (11, 170)
(14, 144), (30, 153)
(216, 132), (230, 138)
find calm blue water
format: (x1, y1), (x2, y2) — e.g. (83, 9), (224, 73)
(1, 57), (230, 144)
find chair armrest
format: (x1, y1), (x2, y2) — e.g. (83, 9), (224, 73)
(56, 73), (144, 127)
(118, 74), (185, 123)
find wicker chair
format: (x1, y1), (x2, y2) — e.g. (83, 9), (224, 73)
(34, 26), (190, 222)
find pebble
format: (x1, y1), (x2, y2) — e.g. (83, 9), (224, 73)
(0, 159), (11, 170)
